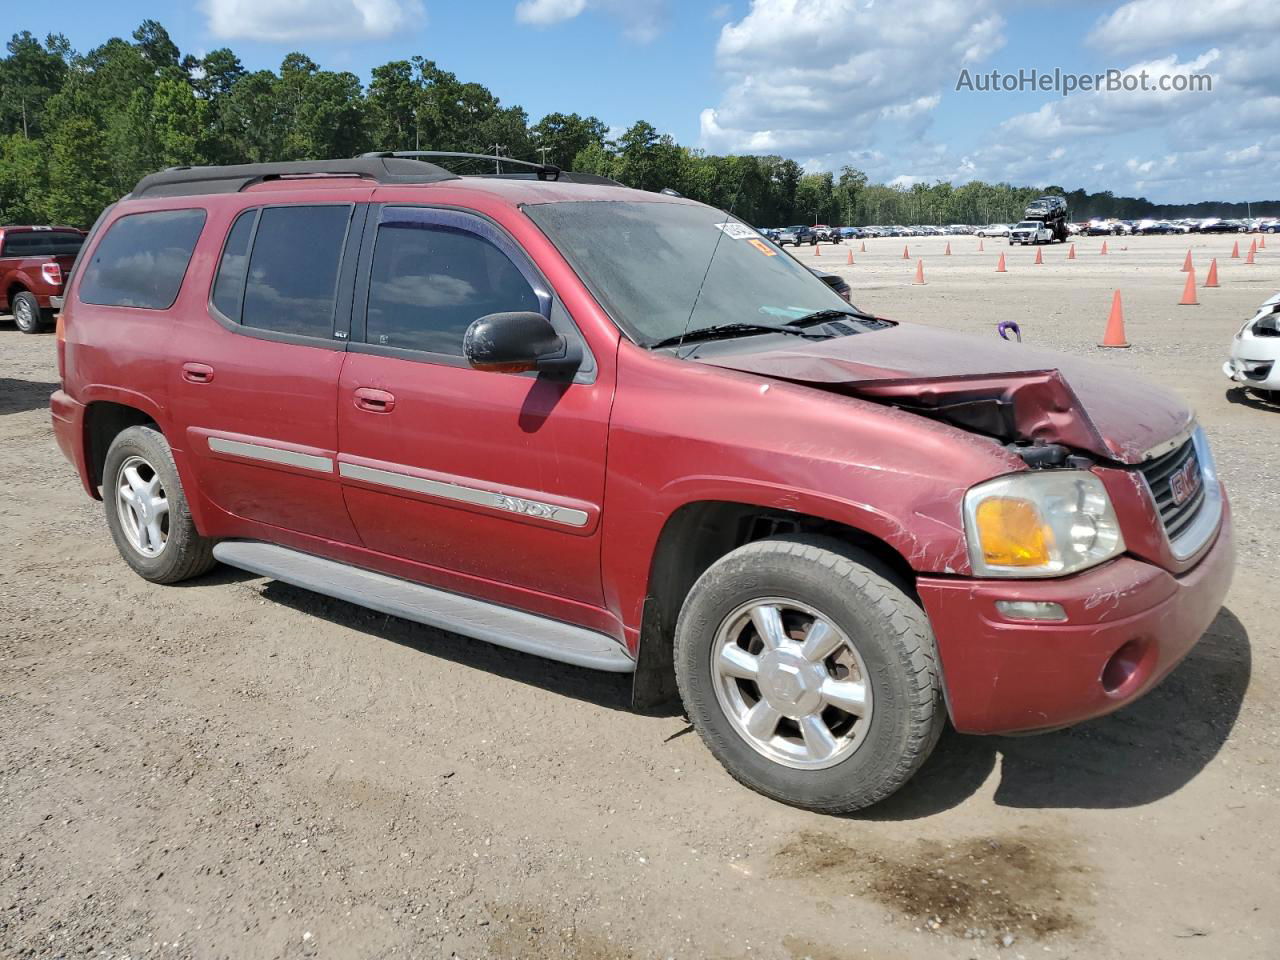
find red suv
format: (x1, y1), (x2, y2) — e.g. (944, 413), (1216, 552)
(50, 155), (1234, 813)
(1, 225), (85, 332)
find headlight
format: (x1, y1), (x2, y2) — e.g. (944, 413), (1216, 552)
(963, 471), (1125, 578)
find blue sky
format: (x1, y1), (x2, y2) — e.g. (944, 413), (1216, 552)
(23, 0), (1280, 202)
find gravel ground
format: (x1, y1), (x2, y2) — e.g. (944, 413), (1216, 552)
(1, 232), (1277, 959)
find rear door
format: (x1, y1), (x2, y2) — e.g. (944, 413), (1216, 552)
(335, 204), (611, 608)
(169, 200), (366, 543)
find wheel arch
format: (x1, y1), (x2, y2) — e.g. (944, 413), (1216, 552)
(630, 497), (917, 711)
(82, 398), (163, 496)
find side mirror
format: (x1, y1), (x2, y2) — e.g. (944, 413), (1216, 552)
(463, 311), (581, 376)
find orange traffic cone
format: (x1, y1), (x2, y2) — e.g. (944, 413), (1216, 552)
(1099, 290), (1130, 348)
(1181, 249), (1192, 272)
(944, 241), (952, 256)
(846, 248), (854, 264)
(1261, 233), (1267, 249)
(1205, 258), (1220, 288)
(913, 259), (926, 285)
(1231, 240), (1240, 258)
(996, 252), (1007, 273)
(1067, 243), (1076, 260)
(1246, 247), (1256, 264)
(860, 240), (866, 253)
(1034, 247), (1043, 265)
(814, 243), (821, 256)
(902, 245), (910, 260)
(1100, 240), (1109, 255)
(1179, 267), (1199, 305)
(978, 239), (985, 252)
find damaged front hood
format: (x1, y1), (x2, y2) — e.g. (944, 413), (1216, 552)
(698, 322), (1192, 464)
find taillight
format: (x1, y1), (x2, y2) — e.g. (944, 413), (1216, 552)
(42, 262), (63, 286)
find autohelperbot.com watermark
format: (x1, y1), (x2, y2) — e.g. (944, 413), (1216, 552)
(956, 67), (1212, 97)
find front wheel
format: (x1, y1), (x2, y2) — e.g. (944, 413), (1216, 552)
(674, 535), (944, 814)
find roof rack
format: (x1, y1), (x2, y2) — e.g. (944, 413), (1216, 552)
(361, 150), (562, 180)
(130, 156), (459, 199)
(361, 151), (629, 188)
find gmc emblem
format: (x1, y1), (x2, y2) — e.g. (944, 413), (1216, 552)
(1168, 453), (1203, 506)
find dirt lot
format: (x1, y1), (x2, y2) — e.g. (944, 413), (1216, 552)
(2, 233), (1277, 959)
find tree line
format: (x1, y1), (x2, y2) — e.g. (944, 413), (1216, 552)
(2, 22), (1276, 231)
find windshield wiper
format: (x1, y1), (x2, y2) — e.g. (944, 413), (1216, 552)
(785, 307), (878, 326)
(649, 322), (828, 350)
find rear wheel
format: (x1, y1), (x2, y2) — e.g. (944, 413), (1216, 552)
(103, 425), (217, 584)
(674, 535), (944, 814)
(11, 290), (47, 334)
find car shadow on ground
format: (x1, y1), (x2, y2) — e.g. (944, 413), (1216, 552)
(258, 579), (643, 714)
(1225, 386), (1280, 412)
(0, 377), (60, 415)
(862, 606), (1251, 819)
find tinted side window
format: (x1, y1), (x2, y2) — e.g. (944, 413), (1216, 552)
(78, 209), (206, 309)
(211, 210), (256, 321)
(366, 220), (538, 356)
(242, 205), (351, 338)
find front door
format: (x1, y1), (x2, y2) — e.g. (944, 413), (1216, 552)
(336, 204), (611, 608)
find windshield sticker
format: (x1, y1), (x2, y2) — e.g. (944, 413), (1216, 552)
(714, 222), (758, 241)
(747, 238), (777, 256)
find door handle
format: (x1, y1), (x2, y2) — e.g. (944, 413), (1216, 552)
(182, 362), (214, 384)
(353, 387), (396, 414)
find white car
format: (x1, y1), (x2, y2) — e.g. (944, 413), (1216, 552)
(1223, 291), (1280, 397)
(1008, 220), (1054, 244)
(976, 223), (1010, 237)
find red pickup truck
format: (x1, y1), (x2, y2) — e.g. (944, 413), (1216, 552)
(1, 225), (86, 333)
(49, 156), (1234, 813)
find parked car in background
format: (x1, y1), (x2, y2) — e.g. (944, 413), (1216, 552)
(1087, 219), (1124, 236)
(838, 226), (861, 239)
(759, 227), (781, 242)
(811, 225), (841, 243)
(1258, 220), (1279, 234)
(49, 154), (1235, 814)
(0, 225), (86, 333)
(1009, 220), (1054, 245)
(1224, 291), (1280, 399)
(1135, 220), (1190, 235)
(777, 225), (817, 246)
(1200, 219), (1248, 234)
(976, 223), (1010, 237)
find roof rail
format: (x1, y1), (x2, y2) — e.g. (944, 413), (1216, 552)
(130, 156), (459, 198)
(361, 150), (563, 181)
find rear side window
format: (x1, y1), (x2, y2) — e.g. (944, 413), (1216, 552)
(365, 220), (538, 356)
(1, 231), (84, 257)
(210, 210), (255, 321)
(239, 205), (351, 338)
(78, 209), (206, 309)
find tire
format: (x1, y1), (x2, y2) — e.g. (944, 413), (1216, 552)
(674, 535), (944, 814)
(103, 425), (217, 584)
(11, 290), (48, 334)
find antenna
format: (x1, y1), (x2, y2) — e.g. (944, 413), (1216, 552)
(675, 178), (748, 358)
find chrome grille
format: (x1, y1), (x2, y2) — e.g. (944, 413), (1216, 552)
(1138, 438), (1206, 541)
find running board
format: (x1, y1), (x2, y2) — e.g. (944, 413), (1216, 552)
(212, 541), (635, 673)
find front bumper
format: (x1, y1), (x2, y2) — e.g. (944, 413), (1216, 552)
(917, 498), (1234, 734)
(1223, 356), (1278, 390)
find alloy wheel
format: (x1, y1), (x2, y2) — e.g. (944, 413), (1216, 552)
(711, 597), (873, 770)
(115, 455), (170, 558)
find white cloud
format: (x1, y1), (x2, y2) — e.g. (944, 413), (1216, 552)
(701, 0), (1004, 155)
(514, 0), (667, 42)
(515, 0), (587, 25)
(203, 0), (423, 41)
(1088, 0), (1280, 55)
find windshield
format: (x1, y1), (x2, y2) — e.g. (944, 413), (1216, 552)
(1016, 221), (1037, 229)
(525, 200), (852, 346)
